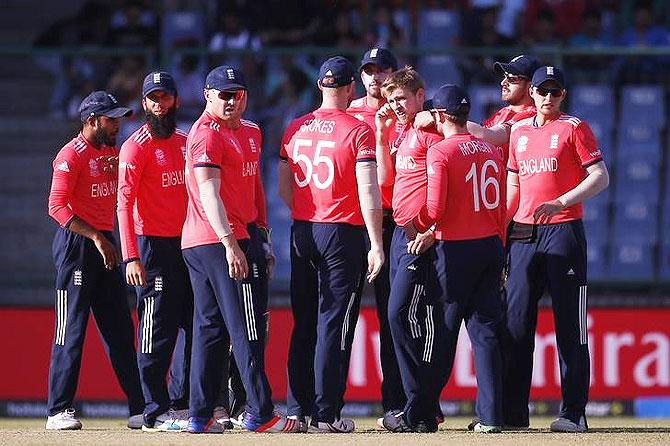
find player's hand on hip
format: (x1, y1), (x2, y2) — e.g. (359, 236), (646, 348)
(222, 235), (248, 280)
(93, 233), (120, 270)
(366, 246), (385, 283)
(533, 199), (566, 225)
(413, 111), (435, 130)
(407, 230), (435, 256)
(125, 259), (147, 287)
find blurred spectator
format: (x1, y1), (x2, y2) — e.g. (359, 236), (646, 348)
(524, 0), (586, 40)
(209, 11), (261, 54)
(568, 9), (615, 82)
(570, 9), (614, 47)
(107, 56), (145, 123)
(334, 10), (363, 50)
(172, 54), (205, 122)
(109, 0), (158, 47)
(366, 5), (408, 49)
(616, 3), (670, 83)
(33, 1), (111, 118)
(522, 8), (562, 49)
(462, 6), (513, 84)
(110, 0), (156, 28)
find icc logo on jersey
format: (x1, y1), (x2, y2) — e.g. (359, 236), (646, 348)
(517, 135), (528, 153)
(155, 149), (167, 166)
(89, 159), (99, 177)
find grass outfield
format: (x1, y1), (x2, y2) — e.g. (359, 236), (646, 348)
(1, 417), (669, 446)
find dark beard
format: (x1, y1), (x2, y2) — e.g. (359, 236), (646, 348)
(146, 107), (177, 139)
(93, 125), (115, 147)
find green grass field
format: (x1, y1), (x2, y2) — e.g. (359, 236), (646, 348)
(1, 417), (669, 446)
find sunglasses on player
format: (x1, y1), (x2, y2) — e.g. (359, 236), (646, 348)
(503, 74), (528, 84)
(534, 86), (564, 98)
(218, 90), (245, 101)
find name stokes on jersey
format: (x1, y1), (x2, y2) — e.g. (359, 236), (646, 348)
(300, 118), (336, 134)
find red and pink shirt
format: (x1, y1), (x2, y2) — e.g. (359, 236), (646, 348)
(508, 113), (603, 224)
(346, 96), (402, 210)
(117, 124), (189, 260)
(48, 133), (119, 231)
(280, 108), (376, 225)
(413, 133), (506, 241)
(391, 124), (443, 226)
(181, 112), (264, 248)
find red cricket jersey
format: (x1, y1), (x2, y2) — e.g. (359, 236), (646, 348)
(413, 133), (506, 241)
(280, 108), (376, 225)
(48, 133), (119, 231)
(117, 124), (189, 260)
(181, 112), (263, 248)
(508, 113), (603, 224)
(391, 125), (443, 226)
(482, 104), (536, 165)
(346, 96), (403, 210)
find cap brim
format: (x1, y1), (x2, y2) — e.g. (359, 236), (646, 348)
(359, 60), (394, 72)
(532, 76), (564, 89)
(143, 86), (177, 97)
(494, 62), (525, 77)
(102, 107), (133, 118)
(207, 83), (247, 92)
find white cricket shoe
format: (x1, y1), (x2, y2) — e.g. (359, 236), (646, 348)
(46, 408), (82, 430)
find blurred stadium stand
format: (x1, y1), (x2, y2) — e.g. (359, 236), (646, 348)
(1, 0), (670, 306)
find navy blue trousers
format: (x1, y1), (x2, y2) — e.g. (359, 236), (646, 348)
(134, 235), (193, 423)
(182, 239), (273, 420)
(388, 226), (439, 426)
(286, 221), (365, 422)
(502, 221), (589, 426)
(215, 224), (269, 410)
(47, 228), (143, 416)
(372, 213), (406, 413)
(432, 236), (505, 426)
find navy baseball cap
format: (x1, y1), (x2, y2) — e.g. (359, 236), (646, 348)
(531, 65), (566, 89)
(142, 71), (177, 97)
(359, 47), (398, 72)
(79, 91), (132, 122)
(424, 84), (470, 115)
(205, 65), (247, 91)
(494, 54), (540, 79)
(318, 56), (356, 88)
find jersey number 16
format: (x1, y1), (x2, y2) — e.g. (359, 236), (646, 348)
(465, 160), (500, 211)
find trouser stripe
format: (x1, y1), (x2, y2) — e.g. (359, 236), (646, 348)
(243, 283), (258, 341)
(423, 304), (434, 363)
(579, 285), (588, 345)
(55, 290), (67, 345)
(408, 284), (422, 339)
(142, 296), (154, 354)
(341, 291), (356, 351)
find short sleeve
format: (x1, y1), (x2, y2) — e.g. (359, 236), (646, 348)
(573, 121), (603, 168)
(507, 130), (519, 173)
(192, 128), (223, 169)
(354, 124), (376, 162)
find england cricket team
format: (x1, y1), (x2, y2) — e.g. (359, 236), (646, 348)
(46, 48), (608, 434)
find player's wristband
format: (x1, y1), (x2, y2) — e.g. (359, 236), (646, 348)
(123, 257), (140, 264)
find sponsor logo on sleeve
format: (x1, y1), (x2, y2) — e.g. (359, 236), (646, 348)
(56, 161), (70, 172)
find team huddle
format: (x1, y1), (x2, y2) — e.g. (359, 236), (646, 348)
(45, 47), (609, 434)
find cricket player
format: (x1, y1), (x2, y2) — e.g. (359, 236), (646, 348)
(181, 65), (289, 433)
(279, 56), (384, 433)
(375, 67), (443, 433)
(346, 47), (406, 421)
(46, 91), (144, 430)
(406, 84), (507, 433)
(504, 66), (609, 432)
(117, 71), (193, 432)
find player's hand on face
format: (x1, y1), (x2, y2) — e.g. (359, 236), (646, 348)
(125, 259), (147, 287)
(366, 246), (385, 283)
(413, 111), (435, 130)
(375, 104), (394, 134)
(533, 199), (566, 225)
(222, 236), (248, 280)
(407, 230), (435, 256)
(93, 233), (120, 270)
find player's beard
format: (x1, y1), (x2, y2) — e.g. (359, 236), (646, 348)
(146, 106), (177, 139)
(93, 126), (116, 147)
